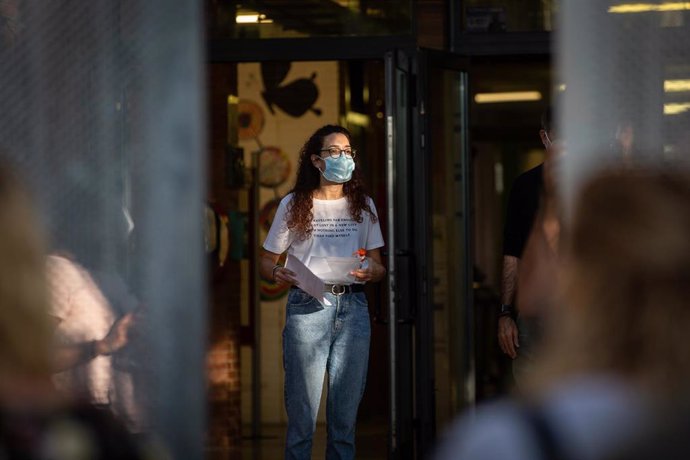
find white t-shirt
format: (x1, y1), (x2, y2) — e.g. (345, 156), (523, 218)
(263, 194), (384, 282)
(47, 255), (115, 405)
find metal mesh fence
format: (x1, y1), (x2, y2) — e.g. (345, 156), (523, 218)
(0, 0), (206, 457)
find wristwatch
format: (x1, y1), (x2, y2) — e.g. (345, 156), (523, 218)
(499, 303), (514, 318)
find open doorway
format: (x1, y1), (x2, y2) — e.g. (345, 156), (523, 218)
(208, 59), (390, 459)
(469, 56), (553, 401)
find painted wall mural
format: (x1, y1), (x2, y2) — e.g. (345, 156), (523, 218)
(261, 62), (323, 118)
(238, 61), (339, 424)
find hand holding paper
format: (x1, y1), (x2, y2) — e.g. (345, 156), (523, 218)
(285, 254), (331, 306)
(273, 266), (297, 286)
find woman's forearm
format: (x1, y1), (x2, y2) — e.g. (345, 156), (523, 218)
(368, 258), (386, 282)
(259, 251), (281, 281)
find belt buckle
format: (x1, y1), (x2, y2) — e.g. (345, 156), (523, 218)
(331, 284), (346, 296)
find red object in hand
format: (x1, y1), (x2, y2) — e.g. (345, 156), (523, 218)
(357, 248), (367, 269)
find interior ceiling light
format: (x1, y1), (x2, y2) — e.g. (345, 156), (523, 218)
(664, 102), (690, 115)
(236, 12), (272, 23)
(474, 91), (542, 104)
(664, 79), (690, 92)
(236, 13), (259, 23)
(345, 111), (370, 127)
(609, 2), (690, 13)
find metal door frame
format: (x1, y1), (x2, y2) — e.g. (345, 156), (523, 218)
(385, 48), (472, 460)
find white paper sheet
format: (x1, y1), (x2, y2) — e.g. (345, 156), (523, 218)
(285, 254), (331, 306)
(307, 256), (360, 284)
(325, 257), (360, 283)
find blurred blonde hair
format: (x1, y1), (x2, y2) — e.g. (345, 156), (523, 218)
(0, 163), (52, 376)
(533, 167), (690, 395)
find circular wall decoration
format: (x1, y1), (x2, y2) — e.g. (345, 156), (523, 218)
(258, 198), (282, 233)
(238, 99), (265, 140)
(260, 276), (290, 301)
(259, 146), (291, 188)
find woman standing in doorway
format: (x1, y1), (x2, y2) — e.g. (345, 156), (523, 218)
(261, 124), (386, 460)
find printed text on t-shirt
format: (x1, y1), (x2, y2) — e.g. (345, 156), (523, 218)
(312, 218), (359, 238)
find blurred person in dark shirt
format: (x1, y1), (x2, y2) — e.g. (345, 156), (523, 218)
(437, 165), (690, 460)
(497, 107), (554, 386)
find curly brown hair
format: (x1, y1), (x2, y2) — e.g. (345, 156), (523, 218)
(286, 125), (377, 238)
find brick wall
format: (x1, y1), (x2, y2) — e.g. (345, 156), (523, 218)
(206, 62), (242, 453)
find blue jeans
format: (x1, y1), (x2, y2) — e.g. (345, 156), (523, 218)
(283, 288), (371, 460)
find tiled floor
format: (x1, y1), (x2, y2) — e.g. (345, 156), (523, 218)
(209, 422), (388, 460)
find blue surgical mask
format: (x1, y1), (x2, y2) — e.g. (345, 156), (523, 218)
(320, 155), (355, 183)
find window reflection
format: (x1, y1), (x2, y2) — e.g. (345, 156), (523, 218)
(208, 0), (412, 39)
(464, 0), (557, 32)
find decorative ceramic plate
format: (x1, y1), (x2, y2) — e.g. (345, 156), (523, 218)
(237, 99), (265, 140)
(259, 146), (291, 188)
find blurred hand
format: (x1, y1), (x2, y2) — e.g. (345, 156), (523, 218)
(498, 316), (520, 359)
(96, 312), (136, 356)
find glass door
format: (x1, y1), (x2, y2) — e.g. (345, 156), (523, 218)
(384, 49), (415, 460)
(422, 51), (474, 431)
(385, 49), (472, 460)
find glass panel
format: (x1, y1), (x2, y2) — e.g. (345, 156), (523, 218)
(0, 0), (206, 457)
(468, 58), (552, 400)
(430, 68), (471, 429)
(463, 0), (558, 32)
(560, 1), (690, 203)
(208, 0), (413, 39)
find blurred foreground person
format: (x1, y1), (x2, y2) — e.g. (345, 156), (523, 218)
(47, 185), (146, 432)
(48, 254), (140, 426)
(0, 163), (143, 458)
(436, 166), (690, 460)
